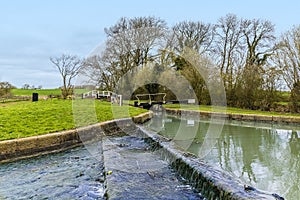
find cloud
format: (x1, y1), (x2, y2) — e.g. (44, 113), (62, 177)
(0, 64), (61, 88)
(0, 25), (104, 88)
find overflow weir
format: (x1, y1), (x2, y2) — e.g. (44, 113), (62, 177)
(0, 111), (284, 199)
(102, 121), (281, 200)
(103, 135), (203, 199)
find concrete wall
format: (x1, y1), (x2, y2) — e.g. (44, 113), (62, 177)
(166, 108), (300, 124)
(0, 112), (152, 163)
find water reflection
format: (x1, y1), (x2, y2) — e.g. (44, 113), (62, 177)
(146, 113), (300, 199)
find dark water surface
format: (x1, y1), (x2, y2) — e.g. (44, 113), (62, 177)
(0, 144), (105, 200)
(146, 113), (300, 199)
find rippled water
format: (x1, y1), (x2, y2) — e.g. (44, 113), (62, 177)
(102, 135), (204, 199)
(0, 135), (204, 200)
(146, 113), (300, 199)
(0, 143), (105, 200)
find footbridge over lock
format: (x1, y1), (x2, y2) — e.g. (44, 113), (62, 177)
(133, 93), (196, 110)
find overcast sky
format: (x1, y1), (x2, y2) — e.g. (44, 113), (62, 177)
(1, 0), (300, 88)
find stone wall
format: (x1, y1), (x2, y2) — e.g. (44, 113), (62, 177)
(166, 108), (300, 124)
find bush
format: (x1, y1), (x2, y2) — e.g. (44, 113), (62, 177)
(0, 82), (15, 98)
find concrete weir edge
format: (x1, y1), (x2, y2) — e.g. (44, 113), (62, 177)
(165, 108), (300, 124)
(137, 126), (281, 200)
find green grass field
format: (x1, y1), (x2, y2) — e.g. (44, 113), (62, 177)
(164, 104), (300, 117)
(11, 88), (89, 96)
(12, 89), (62, 96)
(0, 99), (147, 141)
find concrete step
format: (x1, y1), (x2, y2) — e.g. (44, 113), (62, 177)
(102, 135), (204, 200)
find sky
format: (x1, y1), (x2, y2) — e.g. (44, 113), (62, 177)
(1, 0), (300, 88)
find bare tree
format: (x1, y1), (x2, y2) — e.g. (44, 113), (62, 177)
(104, 16), (167, 68)
(84, 16), (167, 92)
(274, 26), (300, 90)
(214, 14), (244, 105)
(82, 54), (117, 91)
(273, 25), (300, 111)
(163, 21), (215, 104)
(241, 18), (276, 67)
(50, 54), (83, 99)
(172, 21), (215, 55)
(237, 18), (276, 109)
(22, 83), (30, 89)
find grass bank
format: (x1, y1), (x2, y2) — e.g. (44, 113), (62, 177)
(164, 104), (300, 117)
(0, 99), (147, 141)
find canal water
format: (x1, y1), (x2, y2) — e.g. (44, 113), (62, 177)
(146, 113), (300, 199)
(0, 143), (105, 200)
